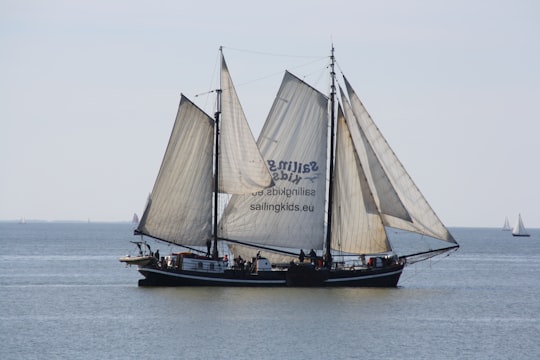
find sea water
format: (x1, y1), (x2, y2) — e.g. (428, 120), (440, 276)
(0, 223), (539, 359)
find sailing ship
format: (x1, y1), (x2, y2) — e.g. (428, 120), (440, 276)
(512, 214), (530, 237)
(502, 216), (512, 231)
(120, 47), (459, 287)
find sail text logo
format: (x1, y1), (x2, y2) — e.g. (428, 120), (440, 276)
(267, 160), (319, 185)
(251, 187), (316, 198)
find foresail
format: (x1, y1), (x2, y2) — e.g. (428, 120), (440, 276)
(219, 55), (274, 194)
(220, 71), (328, 250)
(343, 76), (456, 244)
(332, 106), (391, 254)
(340, 86), (411, 223)
(137, 95), (213, 246)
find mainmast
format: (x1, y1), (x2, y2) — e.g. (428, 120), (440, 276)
(325, 45), (336, 268)
(212, 47), (223, 259)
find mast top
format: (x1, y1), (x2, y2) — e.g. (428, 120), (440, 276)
(325, 45), (337, 268)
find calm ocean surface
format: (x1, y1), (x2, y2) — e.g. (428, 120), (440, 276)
(1, 223), (539, 359)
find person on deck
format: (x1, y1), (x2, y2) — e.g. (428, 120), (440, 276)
(309, 249), (316, 264)
(235, 256), (245, 271)
(299, 249), (305, 262)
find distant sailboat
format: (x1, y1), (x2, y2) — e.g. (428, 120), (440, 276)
(512, 214), (530, 237)
(502, 216), (512, 231)
(132, 213), (140, 224)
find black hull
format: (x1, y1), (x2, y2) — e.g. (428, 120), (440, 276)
(137, 263), (404, 288)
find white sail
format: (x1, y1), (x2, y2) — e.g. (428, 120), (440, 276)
(339, 86), (411, 223)
(512, 214), (530, 236)
(331, 106), (391, 254)
(136, 53), (273, 248)
(137, 95), (214, 246)
(219, 55), (274, 194)
(220, 71), (328, 250)
(502, 216), (511, 231)
(343, 76), (455, 244)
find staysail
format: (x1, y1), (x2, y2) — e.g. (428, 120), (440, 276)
(219, 55), (274, 194)
(331, 105), (391, 254)
(339, 86), (411, 224)
(220, 71), (328, 251)
(342, 76), (456, 245)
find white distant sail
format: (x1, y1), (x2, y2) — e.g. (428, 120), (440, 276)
(502, 216), (511, 231)
(512, 214), (530, 237)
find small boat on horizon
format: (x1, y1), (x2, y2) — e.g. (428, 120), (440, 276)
(502, 216), (512, 231)
(512, 214), (530, 237)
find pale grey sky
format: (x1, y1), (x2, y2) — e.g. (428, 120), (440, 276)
(1, 0), (539, 227)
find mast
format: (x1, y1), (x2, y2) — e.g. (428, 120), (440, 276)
(212, 47), (223, 259)
(325, 45), (336, 268)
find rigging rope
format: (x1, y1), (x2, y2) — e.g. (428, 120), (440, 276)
(191, 47), (328, 116)
(222, 45), (324, 59)
(399, 250), (455, 285)
(221, 46), (328, 87)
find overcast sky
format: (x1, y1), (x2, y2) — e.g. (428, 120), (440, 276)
(1, 0), (539, 227)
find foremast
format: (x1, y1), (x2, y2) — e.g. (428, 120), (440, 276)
(212, 47), (224, 259)
(324, 45), (336, 268)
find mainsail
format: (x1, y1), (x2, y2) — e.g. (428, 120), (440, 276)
(137, 96), (214, 246)
(220, 71), (328, 251)
(136, 53), (272, 248)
